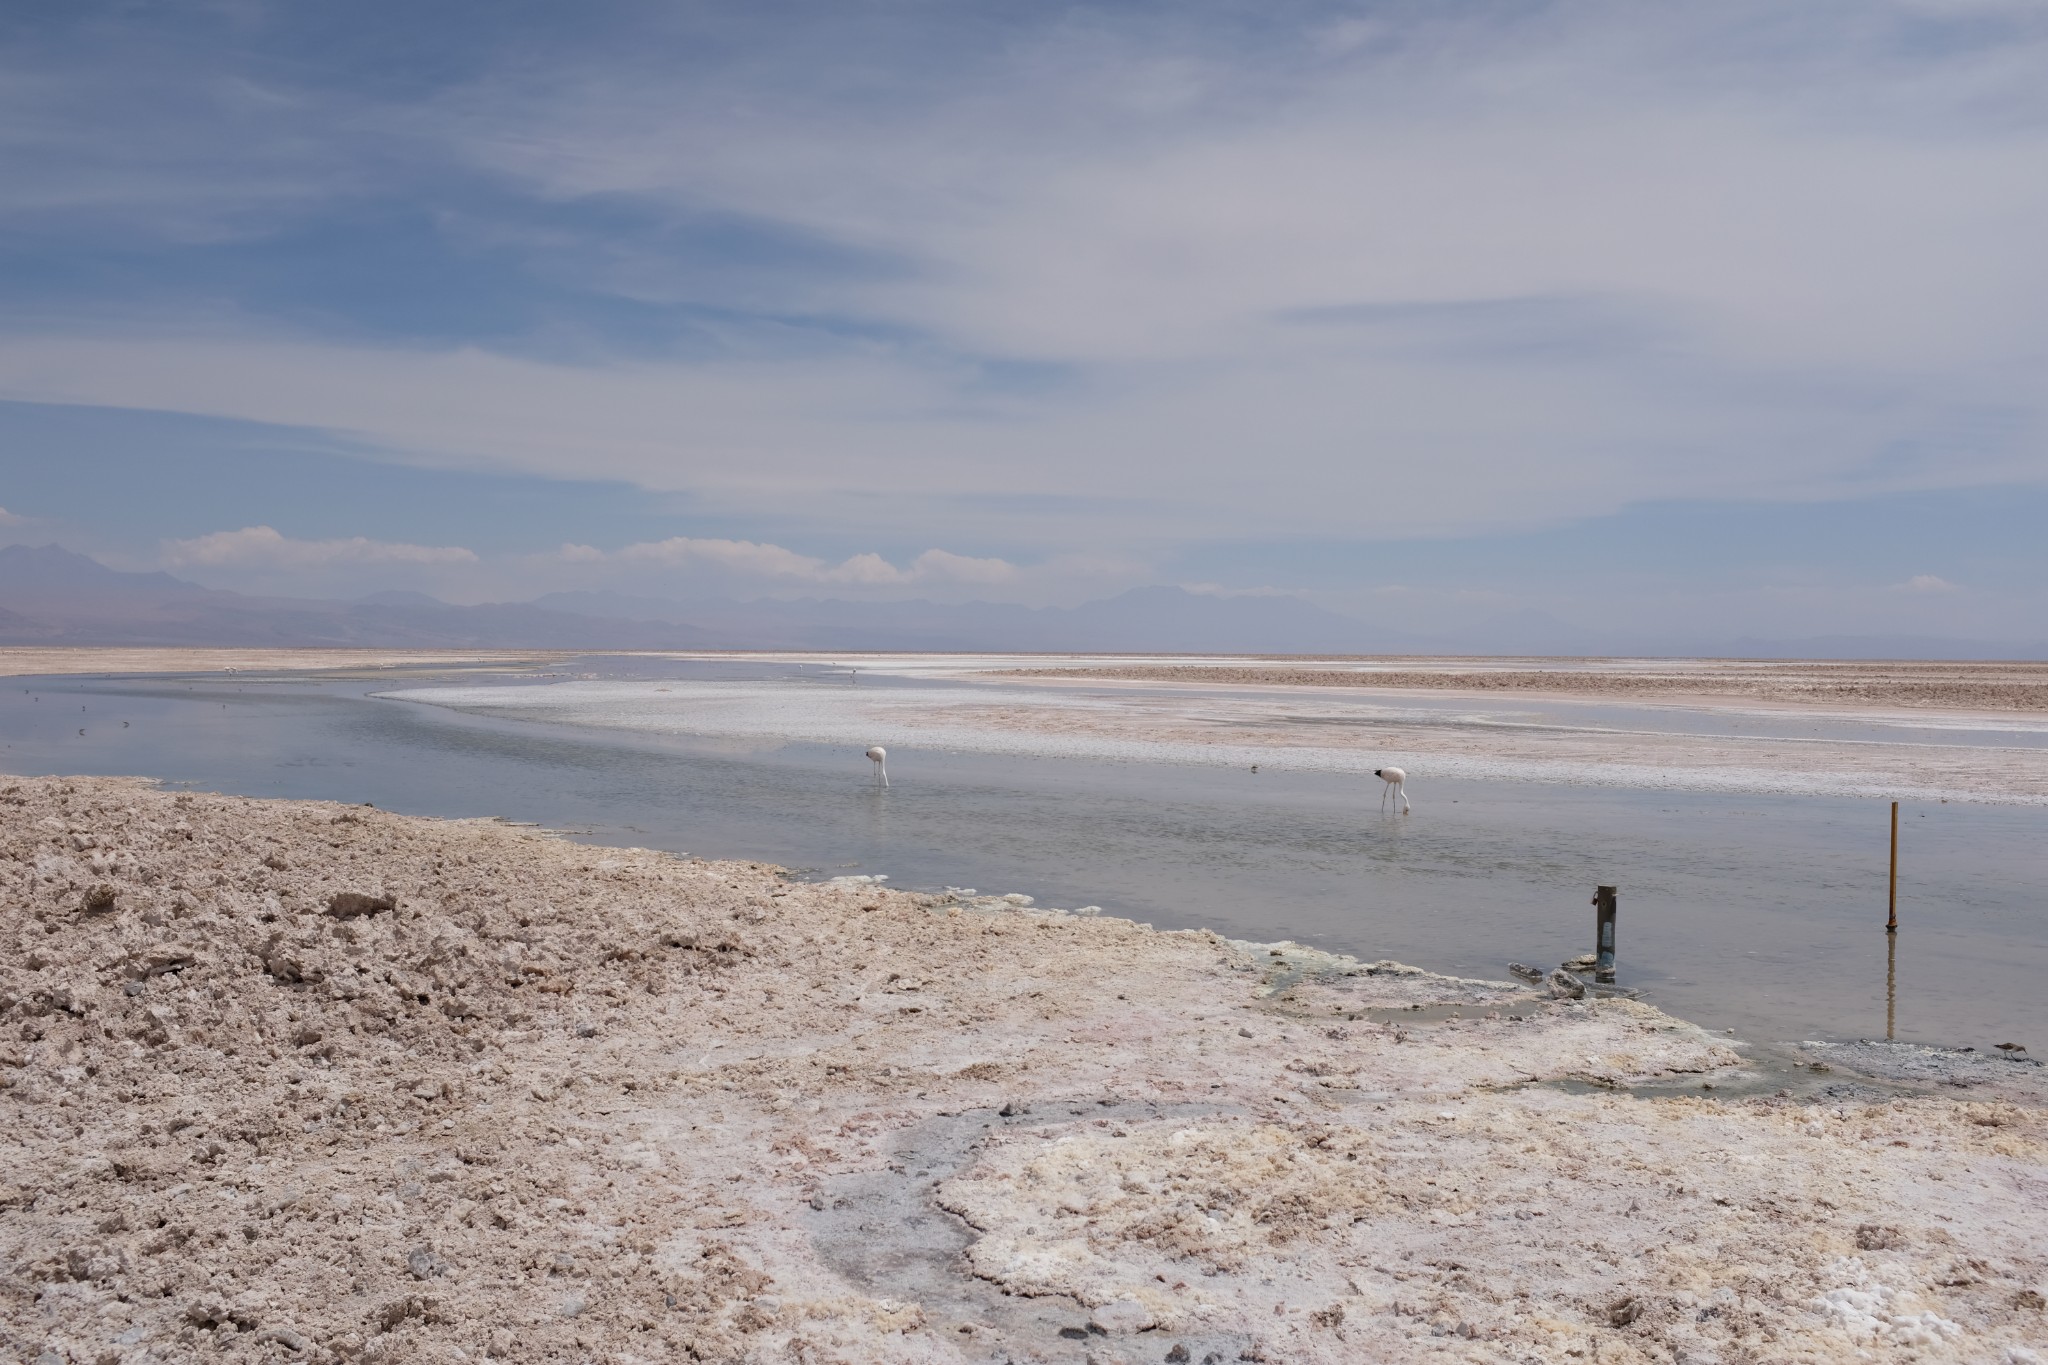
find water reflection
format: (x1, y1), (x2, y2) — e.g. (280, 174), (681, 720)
(1887, 930), (1898, 1042)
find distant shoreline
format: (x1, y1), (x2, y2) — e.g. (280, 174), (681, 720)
(9, 645), (2048, 713)
(0, 647), (569, 677)
(985, 659), (2048, 713)
(9, 650), (2048, 803)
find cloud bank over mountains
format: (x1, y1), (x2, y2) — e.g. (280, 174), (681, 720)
(159, 526), (1017, 587)
(164, 526), (479, 569)
(600, 538), (1019, 586)
(6, 542), (2041, 659)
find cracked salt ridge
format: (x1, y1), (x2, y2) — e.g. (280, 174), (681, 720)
(1194, 938), (2048, 1109)
(377, 679), (2048, 805)
(475, 831), (2048, 1115)
(815, 896), (2029, 1108)
(1797, 1039), (2048, 1106)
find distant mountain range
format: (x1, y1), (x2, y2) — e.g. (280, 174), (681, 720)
(0, 544), (1382, 652)
(527, 587), (1388, 653)
(0, 545), (705, 649)
(2, 544), (2044, 658)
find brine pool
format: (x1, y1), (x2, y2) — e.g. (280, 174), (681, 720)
(3, 656), (2041, 1052)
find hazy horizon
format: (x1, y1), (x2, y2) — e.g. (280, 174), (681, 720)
(6, 540), (2047, 657)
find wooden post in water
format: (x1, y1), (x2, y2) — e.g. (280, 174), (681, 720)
(1593, 885), (1618, 984)
(1887, 801), (1899, 934)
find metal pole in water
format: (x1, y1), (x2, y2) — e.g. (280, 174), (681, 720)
(1886, 800), (1899, 935)
(1593, 885), (1618, 984)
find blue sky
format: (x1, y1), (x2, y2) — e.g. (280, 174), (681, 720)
(2, 0), (2045, 641)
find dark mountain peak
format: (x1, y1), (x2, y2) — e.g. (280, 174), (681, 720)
(532, 589), (699, 623)
(0, 543), (196, 593)
(1105, 584), (1202, 603)
(357, 589), (449, 608)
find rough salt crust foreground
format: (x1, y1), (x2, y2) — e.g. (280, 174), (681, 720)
(3, 776), (2044, 1364)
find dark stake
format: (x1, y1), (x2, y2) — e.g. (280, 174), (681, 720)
(1887, 800), (1899, 935)
(1592, 885), (1618, 984)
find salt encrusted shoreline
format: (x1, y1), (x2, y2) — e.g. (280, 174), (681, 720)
(386, 667), (2048, 806)
(3, 776), (2044, 1364)
(0, 649), (565, 678)
(985, 661), (2048, 713)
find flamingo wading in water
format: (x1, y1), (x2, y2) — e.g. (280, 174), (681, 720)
(1375, 766), (1410, 814)
(866, 746), (889, 787)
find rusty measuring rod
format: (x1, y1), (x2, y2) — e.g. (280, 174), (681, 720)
(1887, 800), (1899, 934)
(1591, 885), (1618, 983)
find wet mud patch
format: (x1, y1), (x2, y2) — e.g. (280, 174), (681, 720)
(1799, 1038), (2048, 1105)
(808, 1103), (1251, 1364)
(1539, 1036), (2048, 1107)
(1235, 944), (1529, 1012)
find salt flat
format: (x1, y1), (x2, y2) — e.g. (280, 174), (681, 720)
(384, 653), (2048, 805)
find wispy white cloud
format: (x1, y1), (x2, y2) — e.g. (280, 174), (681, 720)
(606, 536), (1016, 585)
(618, 536), (832, 578)
(1897, 573), (1962, 593)
(4, 327), (2021, 553)
(164, 525), (477, 568)
(0, 505), (24, 525)
(904, 549), (1020, 585)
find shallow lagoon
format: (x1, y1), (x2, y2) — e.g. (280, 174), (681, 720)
(2, 656), (2041, 1050)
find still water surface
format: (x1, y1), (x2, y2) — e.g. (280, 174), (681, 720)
(3, 659), (2041, 1050)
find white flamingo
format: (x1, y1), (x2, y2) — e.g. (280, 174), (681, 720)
(866, 746), (889, 787)
(1375, 766), (1410, 814)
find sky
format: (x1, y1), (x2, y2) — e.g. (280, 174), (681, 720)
(1, 0), (2046, 643)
